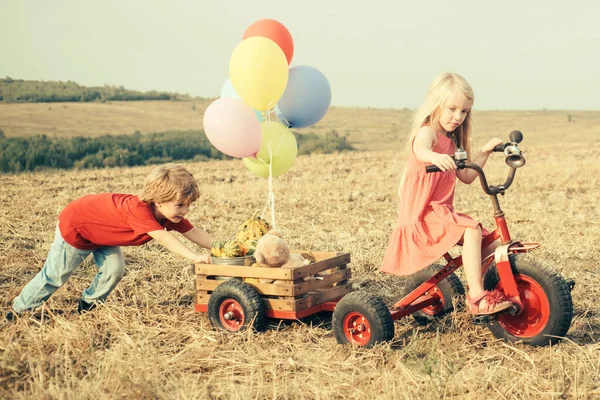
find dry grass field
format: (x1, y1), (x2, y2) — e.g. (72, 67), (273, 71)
(1, 101), (600, 399)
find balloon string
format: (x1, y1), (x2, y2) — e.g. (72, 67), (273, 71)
(253, 126), (287, 167)
(271, 129), (287, 158)
(256, 108), (284, 231)
(267, 142), (276, 230)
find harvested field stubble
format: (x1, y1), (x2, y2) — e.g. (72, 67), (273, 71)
(1, 109), (600, 399)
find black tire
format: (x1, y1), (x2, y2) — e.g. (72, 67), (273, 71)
(207, 279), (265, 332)
(332, 291), (394, 348)
(483, 254), (573, 346)
(401, 264), (465, 325)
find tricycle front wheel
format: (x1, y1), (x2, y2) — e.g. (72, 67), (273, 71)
(332, 292), (394, 348)
(483, 254), (573, 346)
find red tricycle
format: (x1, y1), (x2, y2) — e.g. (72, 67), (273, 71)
(331, 130), (575, 347)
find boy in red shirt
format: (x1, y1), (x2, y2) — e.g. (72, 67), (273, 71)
(9, 164), (214, 318)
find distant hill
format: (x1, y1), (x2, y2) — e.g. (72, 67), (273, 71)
(0, 77), (197, 103)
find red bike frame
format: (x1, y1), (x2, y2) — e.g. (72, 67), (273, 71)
(387, 150), (537, 321)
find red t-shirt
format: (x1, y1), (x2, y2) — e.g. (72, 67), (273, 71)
(58, 193), (193, 250)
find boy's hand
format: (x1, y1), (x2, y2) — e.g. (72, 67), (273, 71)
(193, 254), (211, 264)
(482, 138), (503, 155)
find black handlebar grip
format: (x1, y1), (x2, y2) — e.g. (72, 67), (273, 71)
(509, 130), (523, 143)
(425, 165), (441, 173)
(493, 144), (505, 152)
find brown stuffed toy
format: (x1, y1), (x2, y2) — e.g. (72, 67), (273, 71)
(247, 230), (311, 284)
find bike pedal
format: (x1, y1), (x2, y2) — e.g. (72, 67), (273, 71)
(506, 304), (519, 315)
(472, 315), (493, 325)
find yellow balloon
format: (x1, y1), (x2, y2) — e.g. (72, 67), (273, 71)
(243, 121), (297, 178)
(229, 37), (289, 111)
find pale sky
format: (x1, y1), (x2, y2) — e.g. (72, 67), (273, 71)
(1, 0), (598, 110)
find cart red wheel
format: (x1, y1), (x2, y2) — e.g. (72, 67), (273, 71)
(401, 264), (465, 325)
(218, 298), (246, 331)
(333, 292), (394, 348)
(484, 254), (573, 346)
(208, 279), (265, 332)
(341, 311), (373, 346)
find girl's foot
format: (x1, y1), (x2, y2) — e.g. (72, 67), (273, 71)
(466, 290), (513, 315)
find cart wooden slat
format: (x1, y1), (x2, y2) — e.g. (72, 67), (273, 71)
(194, 251), (352, 319)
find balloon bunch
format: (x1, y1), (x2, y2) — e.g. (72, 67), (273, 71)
(202, 19), (332, 179)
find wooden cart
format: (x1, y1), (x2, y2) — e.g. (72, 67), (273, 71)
(194, 251), (352, 331)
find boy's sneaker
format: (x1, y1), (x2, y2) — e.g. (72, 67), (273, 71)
(77, 299), (97, 314)
(5, 310), (19, 322)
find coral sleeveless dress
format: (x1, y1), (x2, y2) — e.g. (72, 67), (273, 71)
(381, 132), (483, 276)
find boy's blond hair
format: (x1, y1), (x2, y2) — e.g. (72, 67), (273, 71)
(139, 164), (199, 205)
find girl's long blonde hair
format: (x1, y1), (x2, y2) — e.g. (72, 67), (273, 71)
(397, 73), (474, 197)
(406, 72), (474, 158)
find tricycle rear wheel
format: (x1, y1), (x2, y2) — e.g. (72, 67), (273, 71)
(332, 292), (394, 348)
(207, 279), (265, 332)
(483, 254), (573, 346)
(402, 264), (465, 325)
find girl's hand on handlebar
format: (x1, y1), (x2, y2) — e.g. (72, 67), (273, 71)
(431, 153), (456, 171)
(482, 138), (503, 155)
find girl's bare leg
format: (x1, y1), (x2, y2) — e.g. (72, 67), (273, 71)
(463, 226), (484, 297)
(463, 230), (512, 315)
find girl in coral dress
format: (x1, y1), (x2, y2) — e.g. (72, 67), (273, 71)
(381, 72), (512, 316)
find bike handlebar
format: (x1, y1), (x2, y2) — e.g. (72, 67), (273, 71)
(425, 130), (524, 196)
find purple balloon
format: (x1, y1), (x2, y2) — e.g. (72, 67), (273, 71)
(276, 65), (331, 129)
(203, 97), (262, 158)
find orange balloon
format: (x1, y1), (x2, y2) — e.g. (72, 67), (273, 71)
(243, 19), (294, 65)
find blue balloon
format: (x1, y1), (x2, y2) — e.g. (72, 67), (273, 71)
(220, 78), (238, 99)
(275, 65), (331, 129)
(220, 78), (264, 121)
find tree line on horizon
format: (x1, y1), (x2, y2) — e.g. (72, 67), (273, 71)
(0, 129), (354, 174)
(0, 77), (191, 103)
(0, 78), (354, 174)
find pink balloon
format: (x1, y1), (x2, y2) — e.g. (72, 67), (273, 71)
(202, 97), (262, 158)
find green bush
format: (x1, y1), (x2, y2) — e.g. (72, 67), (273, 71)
(297, 129), (354, 154)
(0, 129), (354, 174)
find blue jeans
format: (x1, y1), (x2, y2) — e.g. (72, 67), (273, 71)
(12, 226), (125, 313)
